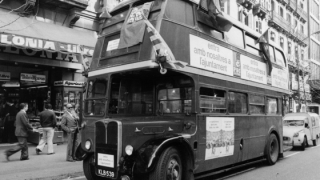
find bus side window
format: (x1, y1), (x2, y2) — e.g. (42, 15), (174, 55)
(228, 91), (247, 114)
(267, 97), (278, 114)
(199, 87), (226, 113)
(249, 94), (265, 114)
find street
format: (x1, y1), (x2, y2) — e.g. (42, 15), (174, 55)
(70, 145), (320, 180)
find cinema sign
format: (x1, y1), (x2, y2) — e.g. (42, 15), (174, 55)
(0, 33), (94, 55)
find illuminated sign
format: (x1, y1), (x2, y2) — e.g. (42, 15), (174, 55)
(20, 73), (46, 83)
(0, 71), (10, 80)
(54, 80), (85, 87)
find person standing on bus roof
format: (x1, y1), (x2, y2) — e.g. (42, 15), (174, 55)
(5, 103), (34, 161)
(35, 103), (57, 155)
(60, 103), (80, 162)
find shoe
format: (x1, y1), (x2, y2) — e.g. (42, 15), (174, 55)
(47, 152), (55, 155)
(36, 148), (41, 155)
(20, 158), (29, 161)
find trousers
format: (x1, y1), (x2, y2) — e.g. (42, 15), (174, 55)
(6, 137), (29, 159)
(66, 130), (80, 161)
(36, 127), (55, 153)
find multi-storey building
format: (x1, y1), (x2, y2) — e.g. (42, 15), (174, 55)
(308, 0), (320, 106)
(0, 0), (101, 125)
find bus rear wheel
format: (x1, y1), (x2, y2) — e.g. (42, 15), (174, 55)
(83, 154), (104, 180)
(265, 134), (279, 165)
(149, 147), (182, 180)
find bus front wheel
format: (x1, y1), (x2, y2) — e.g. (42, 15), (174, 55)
(265, 134), (279, 165)
(83, 154), (104, 180)
(149, 147), (182, 180)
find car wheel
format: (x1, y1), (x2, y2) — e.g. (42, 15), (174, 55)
(83, 154), (105, 180)
(265, 134), (279, 165)
(149, 147), (182, 180)
(301, 137), (307, 151)
(313, 136), (319, 146)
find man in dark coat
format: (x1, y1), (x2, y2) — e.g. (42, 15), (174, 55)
(61, 103), (79, 162)
(3, 100), (17, 143)
(5, 103), (34, 161)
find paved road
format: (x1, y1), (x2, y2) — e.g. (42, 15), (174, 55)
(71, 145), (320, 180)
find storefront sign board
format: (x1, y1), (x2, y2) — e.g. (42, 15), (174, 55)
(54, 80), (85, 87)
(20, 73), (46, 83)
(0, 71), (10, 80)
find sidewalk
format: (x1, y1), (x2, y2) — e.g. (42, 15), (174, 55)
(0, 143), (84, 180)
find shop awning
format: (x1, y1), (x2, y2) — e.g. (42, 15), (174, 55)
(0, 13), (97, 49)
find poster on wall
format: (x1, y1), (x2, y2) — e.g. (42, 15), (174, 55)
(205, 117), (235, 160)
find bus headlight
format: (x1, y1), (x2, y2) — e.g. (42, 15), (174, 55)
(85, 140), (92, 150)
(125, 145), (133, 156)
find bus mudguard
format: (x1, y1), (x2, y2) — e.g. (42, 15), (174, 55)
(133, 134), (195, 173)
(74, 143), (91, 161)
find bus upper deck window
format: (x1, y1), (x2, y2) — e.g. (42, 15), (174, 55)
(199, 87), (226, 113)
(164, 0), (195, 27)
(275, 48), (286, 67)
(245, 34), (260, 56)
(225, 26), (244, 49)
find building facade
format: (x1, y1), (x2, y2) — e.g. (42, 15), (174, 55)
(308, 0), (320, 106)
(0, 0), (101, 119)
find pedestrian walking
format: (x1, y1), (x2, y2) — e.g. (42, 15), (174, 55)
(5, 103), (34, 161)
(3, 100), (18, 143)
(35, 103), (57, 155)
(60, 103), (79, 162)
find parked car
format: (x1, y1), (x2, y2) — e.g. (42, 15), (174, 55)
(283, 113), (320, 150)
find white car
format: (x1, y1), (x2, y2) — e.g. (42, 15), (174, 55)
(283, 113), (320, 150)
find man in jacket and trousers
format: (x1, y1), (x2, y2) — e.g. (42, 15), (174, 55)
(5, 103), (34, 161)
(36, 103), (57, 155)
(61, 103), (79, 162)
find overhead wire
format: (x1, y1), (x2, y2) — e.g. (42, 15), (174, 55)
(0, 0), (40, 32)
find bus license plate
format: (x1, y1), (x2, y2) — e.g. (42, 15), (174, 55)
(97, 153), (114, 168)
(97, 169), (115, 178)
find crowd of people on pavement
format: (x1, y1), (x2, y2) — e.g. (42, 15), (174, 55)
(1, 101), (80, 162)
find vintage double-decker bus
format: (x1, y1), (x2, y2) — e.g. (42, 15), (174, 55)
(75, 0), (290, 180)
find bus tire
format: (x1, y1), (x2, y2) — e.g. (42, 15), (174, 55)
(265, 133), (279, 165)
(149, 147), (182, 180)
(83, 154), (104, 180)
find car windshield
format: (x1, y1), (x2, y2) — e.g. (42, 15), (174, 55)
(284, 120), (304, 126)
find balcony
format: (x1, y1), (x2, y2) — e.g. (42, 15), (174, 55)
(297, 7), (308, 23)
(287, 0), (296, 12)
(253, 3), (268, 20)
(41, 0), (88, 10)
(277, 0), (289, 6)
(237, 0), (256, 11)
(269, 11), (291, 33)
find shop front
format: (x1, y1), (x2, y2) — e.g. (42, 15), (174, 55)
(0, 20), (96, 144)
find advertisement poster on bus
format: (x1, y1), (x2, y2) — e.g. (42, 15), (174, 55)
(240, 55), (267, 84)
(205, 117), (234, 160)
(189, 35), (234, 76)
(271, 67), (289, 90)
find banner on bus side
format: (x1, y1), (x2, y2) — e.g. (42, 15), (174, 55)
(205, 117), (234, 160)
